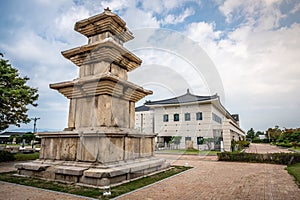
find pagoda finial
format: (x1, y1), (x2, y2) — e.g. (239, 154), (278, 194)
(104, 7), (111, 12)
(187, 88), (190, 94)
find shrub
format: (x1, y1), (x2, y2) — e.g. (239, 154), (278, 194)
(252, 138), (270, 143)
(276, 142), (293, 148)
(0, 151), (16, 162)
(236, 140), (250, 148)
(252, 138), (261, 143)
(217, 152), (300, 165)
(231, 140), (250, 151)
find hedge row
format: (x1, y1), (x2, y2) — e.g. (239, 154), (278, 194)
(217, 152), (300, 165)
(0, 151), (16, 162)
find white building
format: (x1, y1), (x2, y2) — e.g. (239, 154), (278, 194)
(135, 89), (245, 151)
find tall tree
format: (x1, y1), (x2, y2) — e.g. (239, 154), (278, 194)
(246, 128), (255, 139)
(266, 126), (282, 142)
(0, 54), (38, 131)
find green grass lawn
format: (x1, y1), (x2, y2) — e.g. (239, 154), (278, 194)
(14, 152), (39, 161)
(289, 147), (300, 152)
(156, 149), (219, 155)
(287, 163), (300, 187)
(0, 165), (191, 199)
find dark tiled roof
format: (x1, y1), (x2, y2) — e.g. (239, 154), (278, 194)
(135, 105), (150, 112)
(145, 89), (218, 105)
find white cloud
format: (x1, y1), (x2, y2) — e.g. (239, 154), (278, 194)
(218, 0), (284, 30)
(186, 8), (300, 130)
(52, 6), (90, 43)
(162, 7), (195, 24)
(291, 2), (300, 14)
(2, 0), (300, 131)
(140, 0), (189, 13)
(185, 22), (222, 45)
(122, 7), (160, 29)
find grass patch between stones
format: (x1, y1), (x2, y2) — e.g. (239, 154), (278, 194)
(14, 152), (40, 161)
(0, 151), (40, 162)
(0, 165), (191, 199)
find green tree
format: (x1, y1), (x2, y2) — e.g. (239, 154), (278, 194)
(203, 138), (215, 150)
(255, 131), (264, 137)
(266, 126), (282, 142)
(22, 132), (35, 144)
(246, 128), (255, 139)
(0, 54), (38, 131)
(8, 134), (22, 144)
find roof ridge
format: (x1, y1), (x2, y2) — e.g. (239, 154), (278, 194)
(145, 89), (218, 105)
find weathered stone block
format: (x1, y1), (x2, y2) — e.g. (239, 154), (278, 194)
(129, 101), (135, 128)
(84, 167), (127, 178)
(97, 95), (112, 126)
(55, 174), (79, 183)
(97, 137), (124, 163)
(54, 166), (87, 176)
(60, 138), (78, 161)
(15, 163), (50, 171)
(140, 137), (153, 157)
(40, 138), (59, 160)
(111, 96), (129, 128)
(93, 61), (110, 76)
(125, 137), (140, 160)
(77, 136), (98, 162)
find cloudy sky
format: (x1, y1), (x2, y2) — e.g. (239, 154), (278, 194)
(1, 0), (299, 132)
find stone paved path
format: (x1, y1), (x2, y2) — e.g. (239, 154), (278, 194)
(0, 161), (96, 200)
(0, 181), (97, 200)
(117, 154), (300, 200)
(245, 143), (291, 153)
(1, 151), (299, 200)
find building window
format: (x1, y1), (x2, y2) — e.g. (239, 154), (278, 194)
(174, 113), (179, 121)
(212, 113), (222, 124)
(196, 112), (203, 120)
(197, 137), (204, 145)
(163, 114), (169, 122)
(185, 113), (190, 121)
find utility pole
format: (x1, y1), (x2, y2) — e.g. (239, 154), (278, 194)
(31, 117), (40, 133)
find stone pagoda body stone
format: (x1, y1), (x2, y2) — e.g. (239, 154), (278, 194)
(16, 8), (169, 187)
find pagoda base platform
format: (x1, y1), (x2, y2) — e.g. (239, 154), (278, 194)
(15, 129), (170, 187)
(15, 157), (169, 187)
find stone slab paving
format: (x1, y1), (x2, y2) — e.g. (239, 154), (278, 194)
(0, 181), (97, 200)
(0, 161), (29, 173)
(117, 154), (300, 200)
(245, 143), (291, 154)
(1, 149), (299, 200)
(0, 161), (96, 200)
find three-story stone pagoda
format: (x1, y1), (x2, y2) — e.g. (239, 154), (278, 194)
(16, 8), (169, 187)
